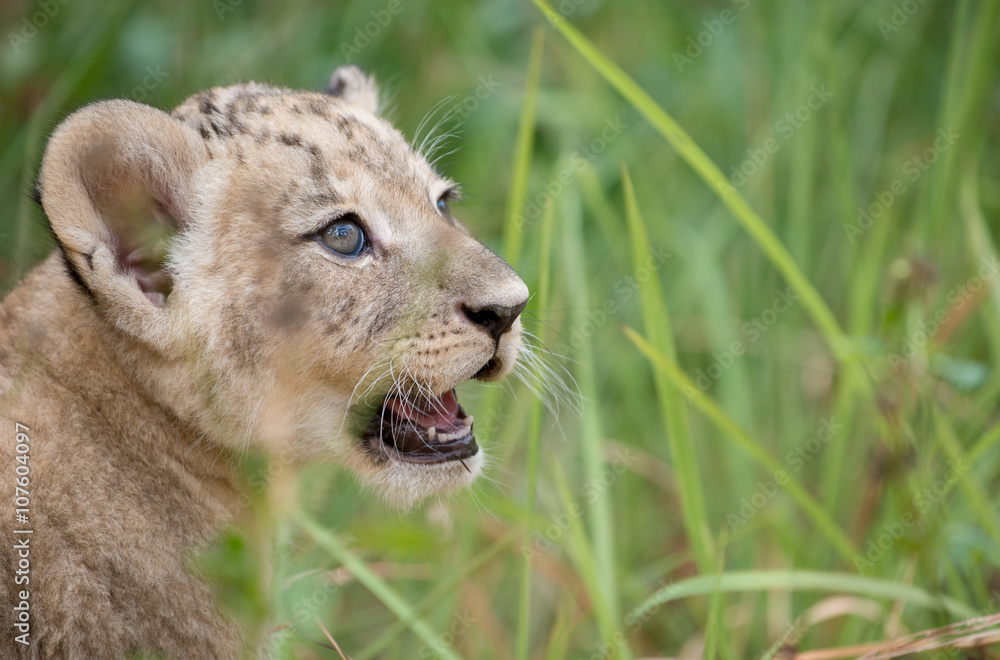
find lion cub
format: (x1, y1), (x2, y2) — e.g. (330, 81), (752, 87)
(0, 66), (527, 658)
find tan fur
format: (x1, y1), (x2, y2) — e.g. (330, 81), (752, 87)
(0, 66), (527, 658)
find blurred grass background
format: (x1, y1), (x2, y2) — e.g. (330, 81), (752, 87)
(3, 0), (1000, 657)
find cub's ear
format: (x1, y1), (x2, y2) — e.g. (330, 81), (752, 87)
(324, 65), (379, 114)
(38, 99), (207, 349)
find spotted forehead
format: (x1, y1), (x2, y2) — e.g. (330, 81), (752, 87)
(170, 82), (434, 189)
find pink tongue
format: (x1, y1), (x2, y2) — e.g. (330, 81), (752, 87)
(389, 390), (462, 429)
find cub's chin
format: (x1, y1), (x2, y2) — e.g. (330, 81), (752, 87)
(363, 453), (485, 509)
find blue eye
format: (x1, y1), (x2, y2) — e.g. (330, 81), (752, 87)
(436, 195), (451, 219)
(320, 216), (365, 255)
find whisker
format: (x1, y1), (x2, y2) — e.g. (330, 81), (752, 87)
(414, 96), (459, 159)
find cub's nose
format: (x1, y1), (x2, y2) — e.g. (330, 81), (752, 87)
(446, 236), (530, 341)
(462, 299), (527, 342)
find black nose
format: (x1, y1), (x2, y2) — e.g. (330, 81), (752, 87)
(462, 300), (527, 343)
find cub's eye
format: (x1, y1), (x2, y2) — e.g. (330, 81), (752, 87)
(436, 195), (452, 220)
(320, 216), (365, 256)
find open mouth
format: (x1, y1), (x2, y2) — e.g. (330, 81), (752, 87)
(363, 389), (478, 465)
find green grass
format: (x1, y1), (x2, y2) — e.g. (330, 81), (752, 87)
(517, 197), (553, 660)
(3, 0), (1000, 657)
(622, 164), (714, 574)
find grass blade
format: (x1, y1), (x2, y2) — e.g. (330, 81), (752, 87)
(561, 188), (621, 621)
(918, 1), (1000, 239)
(627, 570), (977, 623)
(550, 459), (633, 659)
(623, 327), (857, 561)
(622, 164), (714, 573)
(959, 165), (1000, 363)
(529, 0), (865, 385)
(931, 410), (1000, 548)
(704, 531), (731, 660)
(478, 26), (546, 455)
(516, 198), (555, 660)
(503, 26), (545, 268)
(969, 421), (1000, 465)
(354, 531), (517, 660)
(295, 512), (463, 660)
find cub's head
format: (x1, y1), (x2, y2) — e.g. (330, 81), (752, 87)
(38, 66), (528, 505)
